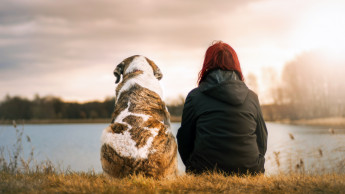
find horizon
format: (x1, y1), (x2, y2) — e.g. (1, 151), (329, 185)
(1, 0), (345, 104)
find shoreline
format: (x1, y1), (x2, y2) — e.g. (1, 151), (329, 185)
(275, 117), (345, 129)
(0, 119), (111, 125)
(1, 117), (344, 128)
(0, 116), (182, 125)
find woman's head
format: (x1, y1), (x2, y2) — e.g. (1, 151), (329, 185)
(198, 41), (243, 85)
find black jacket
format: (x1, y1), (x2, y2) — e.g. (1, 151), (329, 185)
(176, 69), (267, 174)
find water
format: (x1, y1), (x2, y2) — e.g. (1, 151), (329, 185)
(0, 122), (344, 174)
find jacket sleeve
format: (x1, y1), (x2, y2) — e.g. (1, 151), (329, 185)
(255, 100), (268, 156)
(176, 93), (197, 165)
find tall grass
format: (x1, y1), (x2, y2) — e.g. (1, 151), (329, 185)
(1, 121), (344, 193)
(1, 170), (344, 193)
(0, 121), (57, 174)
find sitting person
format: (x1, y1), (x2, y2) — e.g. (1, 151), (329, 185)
(177, 41), (268, 175)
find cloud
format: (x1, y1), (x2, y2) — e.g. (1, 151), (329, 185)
(0, 0), (259, 85)
(1, 0), (344, 102)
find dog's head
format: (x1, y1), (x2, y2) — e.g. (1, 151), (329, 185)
(114, 55), (162, 84)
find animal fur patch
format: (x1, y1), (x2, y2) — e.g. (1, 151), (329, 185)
(100, 55), (177, 178)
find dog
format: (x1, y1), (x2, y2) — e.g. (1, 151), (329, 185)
(100, 55), (177, 179)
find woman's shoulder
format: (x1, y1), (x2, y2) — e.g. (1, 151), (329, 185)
(246, 89), (262, 109)
(185, 87), (201, 98)
(247, 89), (259, 100)
(189, 87), (201, 95)
(183, 88), (202, 105)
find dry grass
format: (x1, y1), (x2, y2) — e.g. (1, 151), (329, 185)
(1, 171), (344, 193)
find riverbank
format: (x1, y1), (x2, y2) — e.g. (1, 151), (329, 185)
(0, 119), (111, 125)
(1, 171), (344, 193)
(1, 117), (344, 128)
(279, 117), (345, 129)
(0, 117), (182, 125)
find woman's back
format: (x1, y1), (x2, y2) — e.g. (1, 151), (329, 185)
(177, 41), (267, 175)
(180, 70), (266, 174)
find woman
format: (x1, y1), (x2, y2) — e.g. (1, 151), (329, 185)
(176, 41), (267, 175)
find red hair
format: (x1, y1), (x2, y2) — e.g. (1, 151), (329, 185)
(198, 41), (244, 85)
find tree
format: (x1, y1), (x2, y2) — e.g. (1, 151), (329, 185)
(280, 51), (345, 119)
(0, 96), (32, 120)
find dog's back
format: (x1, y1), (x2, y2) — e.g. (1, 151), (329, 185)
(100, 55), (177, 178)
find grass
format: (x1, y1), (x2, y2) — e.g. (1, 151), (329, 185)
(1, 171), (345, 193)
(1, 121), (345, 193)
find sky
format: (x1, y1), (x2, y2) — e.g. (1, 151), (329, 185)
(1, 0), (345, 103)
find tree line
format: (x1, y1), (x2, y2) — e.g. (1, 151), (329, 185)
(1, 51), (344, 121)
(0, 95), (115, 120)
(0, 94), (184, 121)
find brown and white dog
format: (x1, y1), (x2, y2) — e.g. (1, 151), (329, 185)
(100, 55), (177, 178)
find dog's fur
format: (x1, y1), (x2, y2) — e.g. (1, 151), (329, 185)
(100, 55), (177, 179)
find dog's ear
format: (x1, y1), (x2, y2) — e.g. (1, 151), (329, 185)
(153, 66), (162, 80)
(145, 57), (163, 80)
(114, 62), (125, 84)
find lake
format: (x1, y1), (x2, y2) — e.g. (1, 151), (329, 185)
(0, 122), (344, 175)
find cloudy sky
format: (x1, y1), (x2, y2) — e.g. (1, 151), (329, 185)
(1, 0), (345, 103)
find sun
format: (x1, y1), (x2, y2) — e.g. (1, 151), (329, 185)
(293, 1), (345, 52)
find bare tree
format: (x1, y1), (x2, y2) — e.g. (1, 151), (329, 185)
(280, 51), (345, 119)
